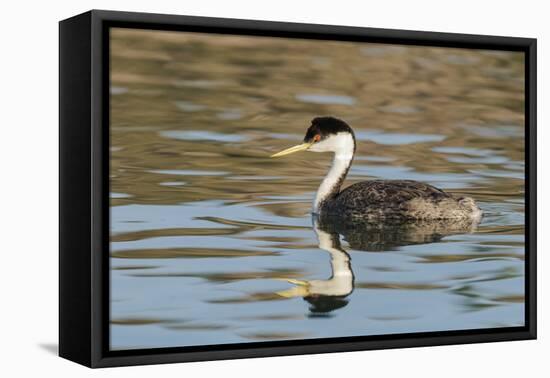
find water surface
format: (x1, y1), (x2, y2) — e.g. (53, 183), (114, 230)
(109, 29), (525, 350)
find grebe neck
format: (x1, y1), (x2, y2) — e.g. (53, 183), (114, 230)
(313, 133), (355, 214)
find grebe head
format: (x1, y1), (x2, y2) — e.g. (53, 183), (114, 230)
(271, 117), (355, 158)
(271, 117), (357, 214)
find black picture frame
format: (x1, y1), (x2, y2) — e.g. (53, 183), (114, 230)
(59, 9), (537, 368)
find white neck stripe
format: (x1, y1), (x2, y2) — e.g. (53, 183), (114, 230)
(311, 133), (355, 213)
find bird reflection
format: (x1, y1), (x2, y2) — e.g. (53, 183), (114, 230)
(316, 214), (481, 252)
(277, 214), (480, 315)
(277, 217), (354, 315)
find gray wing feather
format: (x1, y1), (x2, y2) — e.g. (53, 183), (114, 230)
(328, 180), (452, 217)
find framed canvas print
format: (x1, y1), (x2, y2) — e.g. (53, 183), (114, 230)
(59, 10), (537, 368)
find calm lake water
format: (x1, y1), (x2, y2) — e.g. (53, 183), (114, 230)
(109, 28), (525, 350)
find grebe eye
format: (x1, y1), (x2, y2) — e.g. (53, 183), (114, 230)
(313, 134), (321, 142)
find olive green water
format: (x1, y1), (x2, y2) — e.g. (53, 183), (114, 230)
(109, 28), (525, 350)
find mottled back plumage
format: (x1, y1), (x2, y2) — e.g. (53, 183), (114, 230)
(323, 179), (479, 220)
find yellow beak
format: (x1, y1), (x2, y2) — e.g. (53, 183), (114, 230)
(270, 142), (313, 158)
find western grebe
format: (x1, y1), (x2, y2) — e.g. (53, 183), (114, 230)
(271, 116), (482, 221)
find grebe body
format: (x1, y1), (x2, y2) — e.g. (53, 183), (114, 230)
(271, 117), (482, 221)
